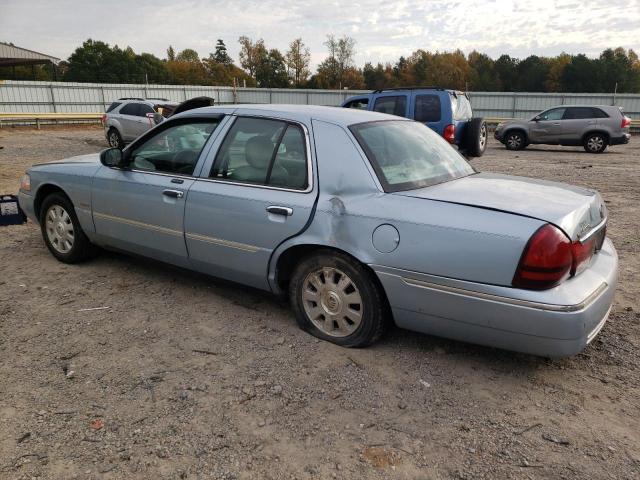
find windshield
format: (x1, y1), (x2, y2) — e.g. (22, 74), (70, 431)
(350, 120), (475, 192)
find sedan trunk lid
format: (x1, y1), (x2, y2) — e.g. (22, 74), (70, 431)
(394, 172), (606, 241)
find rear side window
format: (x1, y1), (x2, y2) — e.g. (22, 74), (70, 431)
(591, 108), (609, 118)
(450, 94), (472, 121)
(414, 95), (441, 122)
(211, 117), (308, 190)
(106, 102), (121, 113)
(119, 103), (139, 116)
(344, 99), (369, 110)
(563, 107), (599, 120)
(373, 96), (407, 117)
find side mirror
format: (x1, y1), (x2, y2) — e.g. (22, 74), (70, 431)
(533, 116), (541, 122)
(100, 148), (125, 167)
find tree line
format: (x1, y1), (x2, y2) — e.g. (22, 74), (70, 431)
(2, 36), (639, 93)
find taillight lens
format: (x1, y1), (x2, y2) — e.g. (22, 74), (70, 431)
(513, 224), (572, 290)
(513, 224), (599, 290)
(443, 124), (455, 143)
(101, 114), (107, 126)
(621, 116), (631, 128)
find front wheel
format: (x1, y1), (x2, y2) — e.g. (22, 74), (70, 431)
(289, 251), (388, 347)
(583, 133), (607, 153)
(504, 131), (526, 150)
(40, 193), (97, 263)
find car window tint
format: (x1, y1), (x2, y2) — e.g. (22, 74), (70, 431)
(414, 95), (441, 122)
(211, 117), (308, 190)
(138, 104), (155, 117)
(351, 120), (474, 192)
(106, 102), (121, 113)
(451, 94), (472, 121)
(591, 108), (609, 118)
(129, 120), (220, 176)
(270, 125), (308, 189)
(563, 107), (597, 120)
(373, 96), (407, 117)
(119, 103), (139, 116)
(345, 99), (369, 110)
(540, 108), (566, 121)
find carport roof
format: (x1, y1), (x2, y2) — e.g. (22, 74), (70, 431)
(0, 42), (60, 67)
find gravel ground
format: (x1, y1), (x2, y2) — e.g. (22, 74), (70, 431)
(0, 126), (639, 480)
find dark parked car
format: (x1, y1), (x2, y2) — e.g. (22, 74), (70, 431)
(342, 87), (487, 157)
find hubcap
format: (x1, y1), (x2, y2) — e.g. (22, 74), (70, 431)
(588, 136), (603, 151)
(507, 133), (521, 149)
(479, 124), (487, 150)
(109, 132), (119, 147)
(302, 267), (363, 337)
(45, 205), (74, 253)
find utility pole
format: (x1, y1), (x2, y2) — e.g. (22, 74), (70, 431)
(613, 81), (618, 105)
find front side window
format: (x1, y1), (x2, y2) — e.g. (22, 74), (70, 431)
(210, 117), (308, 190)
(373, 96), (407, 117)
(129, 120), (220, 175)
(350, 120), (475, 192)
(414, 95), (441, 123)
(538, 108), (566, 121)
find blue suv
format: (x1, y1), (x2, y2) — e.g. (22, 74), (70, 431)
(342, 87), (487, 157)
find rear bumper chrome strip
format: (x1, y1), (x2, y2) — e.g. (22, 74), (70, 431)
(587, 306), (611, 344)
(400, 276), (608, 313)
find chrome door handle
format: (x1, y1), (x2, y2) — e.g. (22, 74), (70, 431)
(163, 189), (184, 198)
(266, 205), (293, 216)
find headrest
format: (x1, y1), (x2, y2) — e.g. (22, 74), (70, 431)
(245, 136), (273, 168)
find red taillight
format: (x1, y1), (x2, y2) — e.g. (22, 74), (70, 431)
(621, 116), (631, 128)
(513, 224), (599, 290)
(443, 124), (455, 143)
(513, 224), (572, 290)
(571, 237), (595, 276)
(101, 114), (107, 126)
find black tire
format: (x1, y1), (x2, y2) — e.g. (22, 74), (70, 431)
(107, 128), (123, 149)
(463, 117), (487, 157)
(39, 193), (97, 263)
(289, 250), (388, 348)
(583, 132), (608, 154)
(504, 130), (526, 151)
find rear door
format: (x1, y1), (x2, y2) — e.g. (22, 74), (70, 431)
(561, 107), (597, 142)
(184, 115), (317, 290)
(117, 103), (143, 141)
(371, 93), (409, 118)
(410, 92), (443, 135)
(529, 107), (565, 143)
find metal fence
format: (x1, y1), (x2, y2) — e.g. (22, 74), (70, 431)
(1, 80), (639, 118)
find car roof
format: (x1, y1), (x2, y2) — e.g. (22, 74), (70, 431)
(177, 104), (408, 126)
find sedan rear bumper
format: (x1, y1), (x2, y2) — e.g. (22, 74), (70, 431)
(373, 238), (618, 357)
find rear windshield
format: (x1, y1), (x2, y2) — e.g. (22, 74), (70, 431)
(451, 93), (472, 121)
(106, 102), (121, 113)
(350, 120), (475, 192)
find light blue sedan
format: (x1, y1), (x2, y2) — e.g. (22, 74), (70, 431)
(18, 105), (617, 356)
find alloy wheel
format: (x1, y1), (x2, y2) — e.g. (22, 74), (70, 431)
(479, 123), (487, 150)
(587, 135), (604, 152)
(108, 131), (120, 148)
(45, 205), (74, 254)
(302, 267), (363, 337)
(506, 133), (522, 149)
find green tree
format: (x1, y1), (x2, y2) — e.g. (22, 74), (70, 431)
(318, 34), (357, 88)
(214, 39), (232, 66)
(561, 54), (602, 92)
(515, 55), (550, 92)
(166, 45), (176, 61)
(494, 54), (518, 91)
(176, 48), (200, 63)
(238, 36), (267, 80)
(468, 51), (500, 91)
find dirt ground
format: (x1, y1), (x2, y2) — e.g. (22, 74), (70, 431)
(0, 125), (638, 480)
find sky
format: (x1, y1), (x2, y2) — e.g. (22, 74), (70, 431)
(1, 0), (639, 68)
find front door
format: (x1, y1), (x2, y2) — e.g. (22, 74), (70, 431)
(92, 118), (222, 266)
(529, 107), (566, 143)
(184, 115), (317, 290)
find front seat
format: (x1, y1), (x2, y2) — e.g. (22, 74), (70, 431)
(231, 136), (288, 185)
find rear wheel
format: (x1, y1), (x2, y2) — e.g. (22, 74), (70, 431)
(504, 130), (526, 150)
(289, 251), (388, 347)
(464, 117), (487, 157)
(40, 193), (97, 263)
(107, 128), (123, 149)
(583, 133), (607, 153)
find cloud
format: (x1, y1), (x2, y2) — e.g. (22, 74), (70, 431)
(1, 0), (638, 69)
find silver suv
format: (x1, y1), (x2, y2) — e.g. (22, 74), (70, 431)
(495, 105), (631, 153)
(102, 98), (177, 149)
